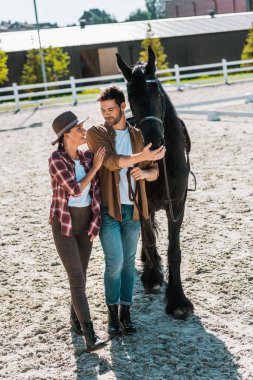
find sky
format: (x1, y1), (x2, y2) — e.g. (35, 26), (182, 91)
(0, 0), (147, 26)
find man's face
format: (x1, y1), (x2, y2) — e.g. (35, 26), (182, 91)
(100, 99), (125, 127)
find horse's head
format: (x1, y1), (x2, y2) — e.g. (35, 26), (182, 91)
(116, 46), (165, 149)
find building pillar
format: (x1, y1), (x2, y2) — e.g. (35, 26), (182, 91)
(193, 2), (197, 16)
(245, 0), (252, 11)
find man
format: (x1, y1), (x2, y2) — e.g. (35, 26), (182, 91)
(87, 86), (165, 335)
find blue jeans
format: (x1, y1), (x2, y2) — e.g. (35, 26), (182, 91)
(99, 205), (141, 305)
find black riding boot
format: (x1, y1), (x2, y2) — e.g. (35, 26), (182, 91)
(81, 321), (106, 351)
(120, 305), (137, 334)
(70, 304), (82, 335)
(107, 304), (122, 335)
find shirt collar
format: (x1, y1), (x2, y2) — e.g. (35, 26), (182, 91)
(56, 149), (91, 163)
(104, 120), (133, 137)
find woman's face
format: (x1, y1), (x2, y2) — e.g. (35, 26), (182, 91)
(65, 123), (87, 147)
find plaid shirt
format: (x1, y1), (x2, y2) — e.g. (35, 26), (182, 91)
(48, 148), (101, 237)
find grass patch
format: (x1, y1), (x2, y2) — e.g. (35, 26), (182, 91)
(159, 71), (253, 85)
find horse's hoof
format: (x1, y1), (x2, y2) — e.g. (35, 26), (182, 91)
(145, 284), (161, 294)
(172, 306), (194, 320)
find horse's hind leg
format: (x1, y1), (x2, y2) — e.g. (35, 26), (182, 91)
(141, 213), (164, 292)
(165, 209), (194, 319)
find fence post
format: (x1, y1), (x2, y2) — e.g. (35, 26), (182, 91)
(174, 64), (181, 90)
(12, 83), (20, 112)
(222, 59), (228, 85)
(70, 76), (77, 106)
(207, 109), (220, 121)
(245, 92), (253, 103)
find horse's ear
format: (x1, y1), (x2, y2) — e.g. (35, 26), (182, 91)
(116, 53), (132, 82)
(146, 45), (156, 74)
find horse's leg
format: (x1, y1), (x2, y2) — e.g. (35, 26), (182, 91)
(165, 207), (194, 319)
(141, 212), (164, 292)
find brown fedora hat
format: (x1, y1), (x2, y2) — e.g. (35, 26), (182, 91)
(51, 111), (88, 145)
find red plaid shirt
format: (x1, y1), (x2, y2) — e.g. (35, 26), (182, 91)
(48, 149), (101, 237)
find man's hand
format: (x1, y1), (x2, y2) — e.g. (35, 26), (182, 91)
(141, 143), (166, 161)
(130, 167), (147, 181)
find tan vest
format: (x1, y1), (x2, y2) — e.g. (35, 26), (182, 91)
(86, 123), (158, 221)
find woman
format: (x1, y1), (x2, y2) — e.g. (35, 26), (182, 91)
(49, 111), (106, 351)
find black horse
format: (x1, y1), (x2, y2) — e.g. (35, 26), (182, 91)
(116, 46), (194, 320)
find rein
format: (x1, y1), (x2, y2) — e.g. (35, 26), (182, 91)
(126, 77), (197, 264)
(129, 78), (196, 223)
(163, 157), (196, 222)
(138, 116), (163, 128)
(127, 169), (156, 269)
(162, 156), (189, 223)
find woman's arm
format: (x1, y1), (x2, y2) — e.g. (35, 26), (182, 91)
(79, 147), (105, 191)
(49, 148), (105, 196)
(49, 153), (82, 196)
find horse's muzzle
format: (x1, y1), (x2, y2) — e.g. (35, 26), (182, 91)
(145, 137), (165, 150)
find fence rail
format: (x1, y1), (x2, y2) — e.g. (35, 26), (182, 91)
(0, 58), (253, 112)
(176, 93), (253, 121)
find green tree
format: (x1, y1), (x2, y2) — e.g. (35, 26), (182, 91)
(44, 47), (70, 82)
(241, 23), (253, 66)
(21, 46), (70, 84)
(145, 0), (165, 19)
(79, 9), (117, 25)
(139, 23), (169, 70)
(0, 50), (9, 85)
(125, 9), (150, 22)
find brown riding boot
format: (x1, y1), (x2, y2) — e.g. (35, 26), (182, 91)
(81, 321), (107, 352)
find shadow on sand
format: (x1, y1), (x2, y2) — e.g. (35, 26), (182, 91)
(69, 270), (241, 380)
(0, 122), (43, 132)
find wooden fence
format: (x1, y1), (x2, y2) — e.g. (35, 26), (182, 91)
(0, 58), (253, 112)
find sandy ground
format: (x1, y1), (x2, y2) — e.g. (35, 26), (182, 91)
(0, 81), (253, 380)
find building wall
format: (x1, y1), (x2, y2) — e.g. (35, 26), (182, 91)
(2, 29), (250, 86)
(116, 30), (248, 69)
(161, 30), (248, 67)
(166, 0), (253, 18)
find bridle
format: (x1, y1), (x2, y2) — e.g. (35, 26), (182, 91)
(127, 79), (166, 132)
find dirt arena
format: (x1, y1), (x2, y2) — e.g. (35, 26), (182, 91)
(0, 81), (252, 380)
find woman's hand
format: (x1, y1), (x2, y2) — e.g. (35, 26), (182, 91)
(141, 143), (166, 161)
(92, 147), (106, 171)
(130, 167), (147, 181)
(89, 234), (96, 242)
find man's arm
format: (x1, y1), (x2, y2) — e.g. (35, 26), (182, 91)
(118, 144), (165, 168)
(87, 127), (165, 170)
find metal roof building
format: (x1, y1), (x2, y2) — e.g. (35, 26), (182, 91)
(1, 12), (253, 52)
(1, 12), (252, 85)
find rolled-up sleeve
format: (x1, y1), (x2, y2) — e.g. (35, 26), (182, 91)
(49, 153), (82, 196)
(87, 126), (123, 171)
